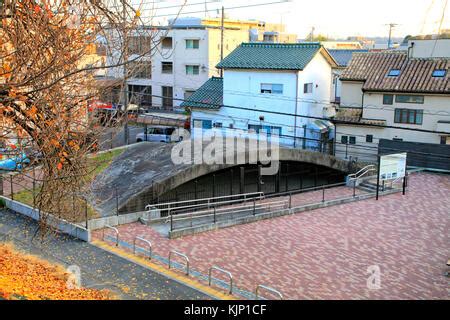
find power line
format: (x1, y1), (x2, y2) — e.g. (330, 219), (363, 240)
(152, 1), (291, 18)
(111, 89), (450, 135)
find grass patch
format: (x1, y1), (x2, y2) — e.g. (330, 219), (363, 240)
(87, 148), (124, 181)
(7, 149), (123, 221)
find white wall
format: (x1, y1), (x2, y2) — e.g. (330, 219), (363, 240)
(216, 69), (298, 145)
(119, 28), (249, 110)
(335, 91), (450, 162)
(191, 52), (335, 147)
(340, 81), (364, 108)
(298, 52), (333, 123)
(363, 92), (450, 144)
(408, 39), (450, 58)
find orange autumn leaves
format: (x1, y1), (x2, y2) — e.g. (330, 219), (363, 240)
(0, 244), (113, 300)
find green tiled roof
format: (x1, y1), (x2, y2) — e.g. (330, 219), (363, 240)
(180, 77), (223, 109)
(216, 42), (323, 70)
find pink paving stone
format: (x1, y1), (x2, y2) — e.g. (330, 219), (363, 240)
(93, 172), (450, 300)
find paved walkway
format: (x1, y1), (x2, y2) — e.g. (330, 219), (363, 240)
(0, 209), (209, 300)
(94, 172), (450, 299)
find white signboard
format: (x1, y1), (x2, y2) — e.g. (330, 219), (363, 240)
(379, 153), (407, 180)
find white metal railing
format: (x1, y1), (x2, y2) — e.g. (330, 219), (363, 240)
(168, 250), (190, 275)
(169, 199), (289, 230)
(146, 192), (264, 215)
(209, 266), (233, 294)
(255, 284), (283, 300)
(133, 236), (152, 260)
(348, 165), (376, 181)
(102, 225), (119, 246)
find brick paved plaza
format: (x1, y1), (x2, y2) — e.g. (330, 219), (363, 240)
(94, 172), (450, 299)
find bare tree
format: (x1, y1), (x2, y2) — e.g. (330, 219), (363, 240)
(0, 0), (185, 230)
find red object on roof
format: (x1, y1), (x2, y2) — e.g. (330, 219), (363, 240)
(88, 99), (113, 112)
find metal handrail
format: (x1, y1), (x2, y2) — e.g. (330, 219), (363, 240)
(151, 196), (266, 215)
(255, 284), (283, 300)
(348, 165), (376, 180)
(208, 266), (233, 294)
(170, 200), (288, 222)
(133, 236), (152, 260)
(168, 250), (190, 275)
(265, 181), (347, 199)
(170, 202), (288, 224)
(102, 225), (119, 246)
(146, 192), (264, 211)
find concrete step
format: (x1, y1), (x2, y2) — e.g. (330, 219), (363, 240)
(358, 181), (391, 192)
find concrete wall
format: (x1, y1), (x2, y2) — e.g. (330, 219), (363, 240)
(87, 211), (148, 230)
(335, 124), (382, 162)
(1, 196), (91, 242)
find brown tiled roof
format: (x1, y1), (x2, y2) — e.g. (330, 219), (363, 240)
(340, 52), (449, 94)
(333, 107), (386, 125)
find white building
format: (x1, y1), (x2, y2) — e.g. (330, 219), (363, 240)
(334, 50), (450, 163)
(327, 49), (369, 103)
(105, 17), (297, 111)
(182, 42), (338, 151)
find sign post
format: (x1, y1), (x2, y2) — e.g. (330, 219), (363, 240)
(376, 152), (407, 200)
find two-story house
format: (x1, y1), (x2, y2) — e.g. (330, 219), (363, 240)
(334, 50), (450, 162)
(181, 42), (338, 150)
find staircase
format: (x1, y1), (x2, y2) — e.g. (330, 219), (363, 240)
(357, 179), (390, 193)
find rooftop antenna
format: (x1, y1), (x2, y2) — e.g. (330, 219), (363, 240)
(385, 23), (398, 49)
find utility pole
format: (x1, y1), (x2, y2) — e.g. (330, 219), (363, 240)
(386, 23), (398, 49)
(122, 1), (129, 145)
(310, 26), (315, 42)
(220, 6), (224, 77)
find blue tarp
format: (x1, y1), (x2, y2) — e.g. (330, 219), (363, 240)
(0, 153), (30, 171)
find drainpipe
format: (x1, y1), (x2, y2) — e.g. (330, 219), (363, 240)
(361, 91), (365, 119)
(293, 72), (299, 148)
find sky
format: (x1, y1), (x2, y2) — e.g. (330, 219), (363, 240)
(137, 0), (450, 39)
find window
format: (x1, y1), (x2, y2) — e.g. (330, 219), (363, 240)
(248, 124), (281, 135)
(341, 135), (348, 144)
(394, 108), (423, 125)
(129, 61), (151, 79)
(128, 36), (151, 55)
(184, 90), (195, 100)
(349, 136), (356, 144)
(214, 122), (223, 128)
(432, 69), (447, 77)
(161, 37), (172, 49)
(440, 136), (447, 145)
(128, 85), (152, 107)
(162, 86), (173, 109)
(387, 69), (401, 77)
(186, 65), (199, 75)
(383, 94), (393, 105)
(260, 83), (283, 94)
(161, 62), (173, 74)
(304, 83), (313, 94)
(186, 39), (199, 49)
(395, 95), (424, 104)
(193, 119), (212, 129)
(366, 135), (373, 143)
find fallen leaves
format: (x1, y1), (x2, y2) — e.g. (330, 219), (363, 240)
(0, 244), (114, 300)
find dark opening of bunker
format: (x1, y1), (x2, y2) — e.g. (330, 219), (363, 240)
(119, 161), (346, 214)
